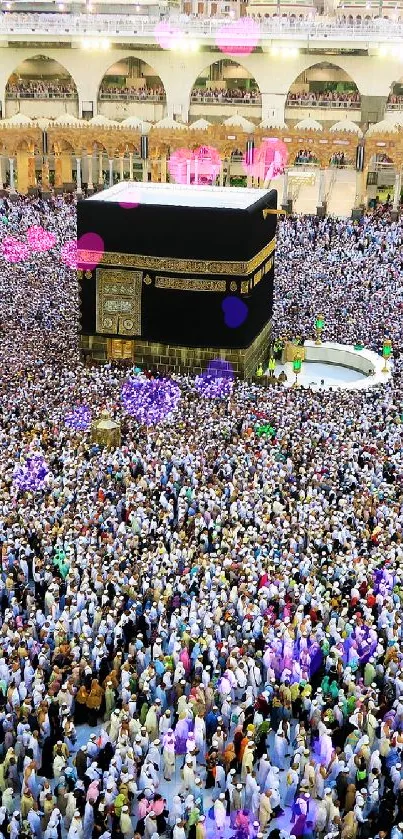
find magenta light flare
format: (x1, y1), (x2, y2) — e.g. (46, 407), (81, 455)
(168, 146), (222, 185)
(1, 236), (30, 263)
(154, 20), (183, 49)
(61, 240), (78, 270)
(215, 17), (260, 56)
(77, 232), (105, 271)
(26, 225), (57, 253)
(118, 187), (141, 209)
(243, 138), (288, 181)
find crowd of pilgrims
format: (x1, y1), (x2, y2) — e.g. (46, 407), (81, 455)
(0, 196), (403, 839)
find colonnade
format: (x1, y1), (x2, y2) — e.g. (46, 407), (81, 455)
(0, 123), (401, 217)
(0, 151), (380, 213)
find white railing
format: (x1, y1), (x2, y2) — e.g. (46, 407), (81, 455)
(5, 89), (77, 99)
(386, 102), (403, 110)
(99, 91), (165, 101)
(190, 94), (261, 104)
(2, 12), (403, 39)
(286, 98), (360, 108)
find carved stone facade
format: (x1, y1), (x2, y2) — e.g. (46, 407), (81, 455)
(1, 121), (402, 197)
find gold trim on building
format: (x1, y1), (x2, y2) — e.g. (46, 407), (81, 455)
(78, 238), (276, 278)
(155, 276), (227, 292)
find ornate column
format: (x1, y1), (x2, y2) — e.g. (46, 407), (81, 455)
(8, 157), (15, 192)
(61, 152), (72, 185)
(226, 157), (231, 187)
(318, 168), (326, 206)
(28, 148), (36, 188)
(119, 153), (124, 181)
(16, 150), (29, 194)
(160, 153), (167, 183)
(98, 150), (103, 186)
(87, 151), (94, 192)
(76, 156), (82, 194)
(129, 152), (133, 180)
(354, 167), (367, 211)
(54, 152), (63, 188)
(108, 158), (114, 186)
(42, 158), (50, 192)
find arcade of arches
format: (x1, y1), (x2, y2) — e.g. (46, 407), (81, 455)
(1, 49), (402, 127)
(0, 119), (402, 214)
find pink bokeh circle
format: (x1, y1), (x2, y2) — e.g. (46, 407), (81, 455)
(118, 187), (141, 209)
(243, 137), (288, 180)
(216, 17), (260, 56)
(154, 20), (183, 49)
(27, 225), (57, 253)
(168, 146), (222, 185)
(61, 240), (78, 270)
(1, 236), (30, 263)
(168, 148), (194, 185)
(77, 232), (104, 271)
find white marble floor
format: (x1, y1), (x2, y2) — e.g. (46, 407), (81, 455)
(276, 361), (367, 391)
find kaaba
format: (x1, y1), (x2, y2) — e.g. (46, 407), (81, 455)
(78, 182), (277, 377)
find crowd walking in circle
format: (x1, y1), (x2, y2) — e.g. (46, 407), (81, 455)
(0, 197), (401, 839)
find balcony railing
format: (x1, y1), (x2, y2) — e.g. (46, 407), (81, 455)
(99, 91), (165, 101)
(5, 89), (77, 99)
(190, 94), (261, 104)
(2, 12), (403, 39)
(286, 98), (361, 108)
(386, 102), (403, 110)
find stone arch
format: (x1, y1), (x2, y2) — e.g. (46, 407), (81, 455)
(190, 57), (261, 106)
(6, 54), (78, 103)
(0, 51), (82, 116)
(387, 73), (403, 111)
(97, 56), (166, 103)
(286, 61), (361, 109)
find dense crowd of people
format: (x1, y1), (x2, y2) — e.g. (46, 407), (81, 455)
(286, 91), (361, 108)
(386, 95), (403, 109)
(190, 87), (261, 104)
(5, 80), (77, 99)
(99, 85), (165, 102)
(0, 194), (403, 839)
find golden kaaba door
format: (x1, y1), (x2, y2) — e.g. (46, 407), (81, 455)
(107, 339), (134, 361)
(96, 269), (142, 336)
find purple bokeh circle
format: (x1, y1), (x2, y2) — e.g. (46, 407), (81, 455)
(195, 358), (234, 399)
(222, 296), (248, 328)
(65, 405), (92, 431)
(13, 453), (49, 492)
(121, 377), (181, 425)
